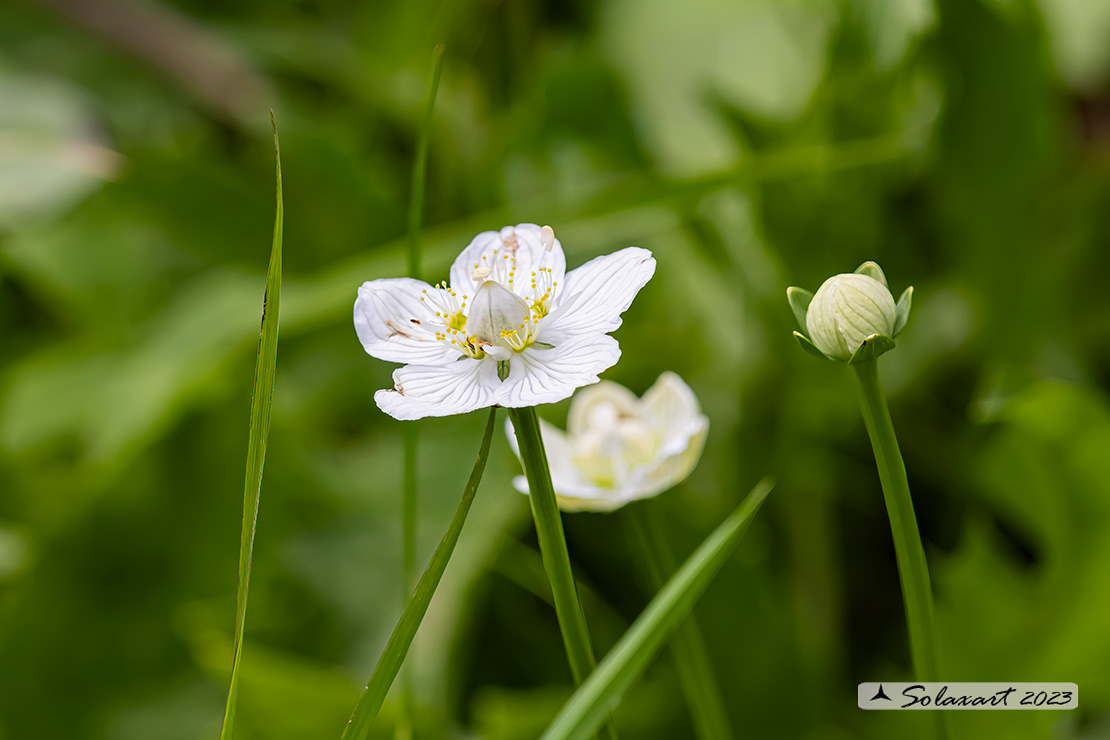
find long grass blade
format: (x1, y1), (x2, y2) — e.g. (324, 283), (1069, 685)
(341, 407), (498, 740)
(624, 502), (734, 740)
(219, 111), (284, 740)
(540, 478), (775, 740)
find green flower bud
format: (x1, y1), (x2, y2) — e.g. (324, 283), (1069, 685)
(788, 262), (913, 363)
(805, 273), (896, 361)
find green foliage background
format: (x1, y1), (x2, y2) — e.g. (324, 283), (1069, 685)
(2, 0), (1109, 738)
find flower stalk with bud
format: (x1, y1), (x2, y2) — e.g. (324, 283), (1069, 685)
(788, 263), (946, 739)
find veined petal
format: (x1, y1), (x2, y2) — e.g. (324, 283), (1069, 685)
(468, 280), (529, 347)
(375, 358), (500, 420)
(547, 247), (655, 338)
(449, 223), (567, 301)
(494, 334), (621, 408)
(354, 278), (457, 364)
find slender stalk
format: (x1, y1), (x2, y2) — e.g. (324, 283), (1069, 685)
(406, 43), (445, 281)
(396, 424), (418, 740)
(851, 361), (947, 739)
(624, 502), (733, 740)
(397, 44), (443, 740)
(508, 406), (619, 740)
(342, 408), (497, 740)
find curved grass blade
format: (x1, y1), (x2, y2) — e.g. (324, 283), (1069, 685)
(540, 478), (775, 740)
(341, 407), (498, 740)
(219, 110), (283, 740)
(624, 502), (733, 740)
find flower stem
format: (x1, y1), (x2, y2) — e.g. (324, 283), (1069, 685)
(624, 501), (734, 740)
(851, 361), (947, 739)
(396, 424), (418, 740)
(406, 43), (444, 282)
(397, 45), (444, 740)
(508, 406), (620, 740)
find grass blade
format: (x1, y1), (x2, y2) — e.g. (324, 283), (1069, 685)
(219, 111), (284, 740)
(341, 407), (498, 740)
(623, 502), (733, 740)
(540, 478), (775, 740)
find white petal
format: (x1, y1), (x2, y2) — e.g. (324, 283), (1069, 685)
(555, 490), (629, 513)
(546, 247), (655, 338)
(374, 358), (499, 420)
(354, 278), (456, 364)
(449, 224), (567, 301)
(566, 381), (641, 439)
(623, 415), (709, 502)
(494, 335), (621, 408)
(468, 280), (529, 346)
(510, 473), (623, 513)
(505, 417), (595, 497)
(641, 372), (702, 447)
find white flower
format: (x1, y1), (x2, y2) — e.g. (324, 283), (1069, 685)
(354, 224), (656, 420)
(506, 372), (709, 512)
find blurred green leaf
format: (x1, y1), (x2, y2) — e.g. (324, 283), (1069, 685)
(0, 73), (119, 229)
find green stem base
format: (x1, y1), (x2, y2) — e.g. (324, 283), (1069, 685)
(509, 406), (619, 740)
(852, 361), (948, 740)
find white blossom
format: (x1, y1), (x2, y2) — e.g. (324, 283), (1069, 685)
(507, 373), (709, 512)
(354, 224), (655, 420)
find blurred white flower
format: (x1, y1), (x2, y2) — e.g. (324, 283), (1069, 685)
(354, 224), (656, 420)
(507, 372), (709, 512)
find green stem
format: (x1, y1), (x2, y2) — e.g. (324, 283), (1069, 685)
(397, 45), (444, 740)
(396, 424), (418, 740)
(508, 406), (619, 740)
(341, 408), (497, 740)
(624, 502), (733, 740)
(851, 361), (947, 739)
(406, 43), (444, 281)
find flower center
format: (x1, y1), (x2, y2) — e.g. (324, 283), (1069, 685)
(425, 226), (563, 360)
(572, 403), (659, 488)
(467, 280), (531, 356)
